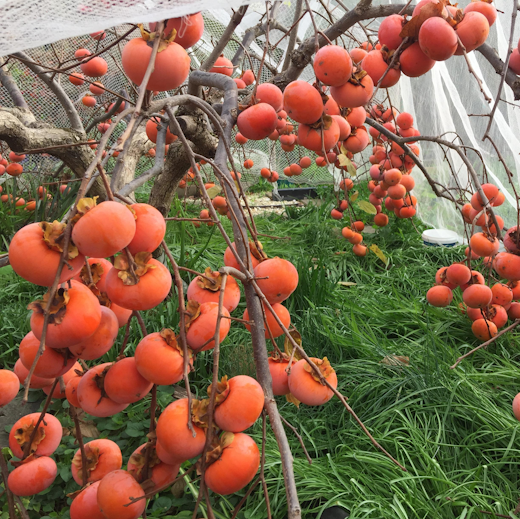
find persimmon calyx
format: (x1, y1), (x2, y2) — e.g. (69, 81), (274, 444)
(72, 444), (101, 481)
(13, 423), (46, 456)
(303, 357), (335, 383)
(268, 352), (292, 363)
(114, 251), (156, 286)
(159, 328), (192, 359)
(137, 23), (178, 51)
(250, 239), (268, 261)
(28, 287), (71, 324)
(191, 398), (211, 428)
(208, 375), (231, 406)
(184, 300), (201, 330)
(196, 267), (222, 292)
(128, 444), (161, 482)
(40, 221), (79, 259)
(201, 431), (235, 469)
(78, 261), (105, 287)
(348, 69), (368, 85)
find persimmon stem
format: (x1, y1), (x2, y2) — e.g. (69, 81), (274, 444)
(0, 450), (16, 518)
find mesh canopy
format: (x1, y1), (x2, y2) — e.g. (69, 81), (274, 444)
(0, 0), (518, 236)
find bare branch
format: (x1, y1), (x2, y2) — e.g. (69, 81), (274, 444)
(0, 65), (28, 109)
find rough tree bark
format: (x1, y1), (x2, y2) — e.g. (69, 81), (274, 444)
(148, 112), (218, 216)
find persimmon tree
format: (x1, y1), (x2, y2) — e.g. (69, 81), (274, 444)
(0, 1), (520, 518)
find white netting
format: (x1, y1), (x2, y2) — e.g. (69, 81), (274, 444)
(0, 0), (518, 236)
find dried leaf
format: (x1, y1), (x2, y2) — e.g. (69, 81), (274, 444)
(380, 355), (410, 366)
(286, 392), (300, 408)
(170, 478), (185, 499)
(283, 330), (303, 361)
(184, 300), (201, 330)
(350, 190), (359, 202)
(337, 281), (357, 287)
(369, 244), (389, 265)
(399, 0), (447, 39)
(250, 239), (268, 261)
(356, 200), (377, 215)
(337, 154), (349, 167)
(206, 186), (222, 199)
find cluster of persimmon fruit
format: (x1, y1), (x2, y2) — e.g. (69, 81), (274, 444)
(0, 186), (338, 513)
(425, 182), (520, 341)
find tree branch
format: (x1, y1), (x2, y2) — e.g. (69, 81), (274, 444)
(0, 65), (28, 109)
(12, 52), (83, 132)
(273, 2), (413, 89)
(477, 43), (520, 101)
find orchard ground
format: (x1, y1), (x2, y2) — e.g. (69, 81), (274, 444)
(1, 186), (520, 519)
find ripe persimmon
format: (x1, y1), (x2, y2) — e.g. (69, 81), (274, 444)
(288, 357), (337, 406)
(110, 301), (133, 328)
(30, 281), (102, 349)
(70, 480), (104, 519)
(374, 213), (389, 227)
(214, 375), (264, 432)
(186, 301), (231, 351)
(19, 331), (76, 378)
(127, 443), (180, 489)
(463, 284), (492, 308)
(455, 11), (489, 55)
(494, 252), (520, 281)
(151, 13), (204, 48)
(426, 285), (453, 307)
(76, 363), (129, 417)
(491, 283), (513, 307)
(9, 412), (62, 459)
(378, 14), (404, 50)
(313, 45), (353, 86)
(156, 398), (206, 462)
(73, 257), (112, 292)
(65, 375), (82, 407)
(464, 1), (497, 26)
(205, 432), (260, 495)
(209, 55), (233, 76)
(105, 254), (172, 311)
(243, 302), (291, 339)
(8, 456), (57, 496)
(69, 306), (118, 360)
(330, 74), (374, 108)
(255, 83), (284, 111)
(126, 203), (166, 255)
(237, 103), (278, 140)
(104, 357), (153, 404)
(418, 18), (457, 61)
(80, 57), (108, 77)
(71, 438), (122, 485)
(122, 38), (190, 91)
(145, 118), (177, 144)
(9, 222), (85, 287)
(353, 244), (368, 256)
(254, 257), (298, 304)
(187, 270), (241, 312)
(97, 470), (146, 519)
(69, 72), (85, 86)
(0, 369), (19, 407)
(470, 232), (499, 257)
(445, 264), (471, 286)
(268, 357), (294, 395)
(14, 359), (53, 389)
(72, 200), (136, 258)
(134, 330), (191, 385)
(283, 80), (323, 124)
(472, 318), (497, 341)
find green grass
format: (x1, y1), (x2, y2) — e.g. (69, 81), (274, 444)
(2, 192), (520, 519)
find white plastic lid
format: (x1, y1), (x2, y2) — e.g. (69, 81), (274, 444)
(422, 229), (461, 245)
